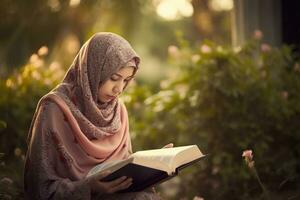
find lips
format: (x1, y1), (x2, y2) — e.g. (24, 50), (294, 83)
(106, 95), (116, 100)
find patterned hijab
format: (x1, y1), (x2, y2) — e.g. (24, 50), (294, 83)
(52, 32), (139, 139)
(27, 32), (140, 178)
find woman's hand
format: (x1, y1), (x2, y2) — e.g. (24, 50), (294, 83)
(162, 143), (174, 148)
(88, 171), (132, 194)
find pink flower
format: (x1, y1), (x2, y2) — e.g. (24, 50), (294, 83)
(200, 44), (212, 54)
(242, 150), (255, 168)
(242, 150), (270, 198)
(242, 150), (253, 160)
(254, 30), (263, 40)
(261, 43), (271, 52)
(168, 45), (180, 58)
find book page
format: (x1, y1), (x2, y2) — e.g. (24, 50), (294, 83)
(131, 145), (201, 175)
(173, 146), (203, 169)
(86, 158), (133, 178)
(86, 161), (118, 177)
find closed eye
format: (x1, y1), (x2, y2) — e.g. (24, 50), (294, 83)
(110, 74), (134, 82)
(110, 76), (119, 81)
(125, 77), (134, 82)
(110, 74), (122, 81)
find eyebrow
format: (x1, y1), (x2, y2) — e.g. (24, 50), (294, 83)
(113, 73), (134, 79)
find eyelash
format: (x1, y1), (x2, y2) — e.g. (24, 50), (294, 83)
(110, 77), (132, 82)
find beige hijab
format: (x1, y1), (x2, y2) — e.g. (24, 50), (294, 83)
(27, 32), (140, 179)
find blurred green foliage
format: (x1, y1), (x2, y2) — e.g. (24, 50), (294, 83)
(0, 50), (63, 199)
(0, 0), (231, 79)
(0, 53), (63, 155)
(0, 120), (6, 130)
(124, 38), (300, 199)
(0, 0), (144, 69)
(0, 153), (24, 199)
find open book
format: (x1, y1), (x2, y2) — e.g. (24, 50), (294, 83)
(86, 145), (205, 192)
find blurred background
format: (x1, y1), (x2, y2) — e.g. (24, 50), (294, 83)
(0, 0), (300, 199)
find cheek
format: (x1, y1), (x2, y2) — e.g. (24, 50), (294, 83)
(98, 82), (111, 95)
(98, 84), (105, 95)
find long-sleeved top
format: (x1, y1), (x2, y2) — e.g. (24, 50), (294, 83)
(24, 100), (161, 200)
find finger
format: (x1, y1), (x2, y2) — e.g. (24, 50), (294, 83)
(116, 178), (133, 190)
(110, 178), (133, 192)
(105, 176), (128, 188)
(93, 177), (128, 194)
(163, 143), (174, 148)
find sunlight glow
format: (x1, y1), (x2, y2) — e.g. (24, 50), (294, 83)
(155, 0), (193, 21)
(69, 0), (81, 8)
(47, 0), (61, 12)
(209, 0), (233, 11)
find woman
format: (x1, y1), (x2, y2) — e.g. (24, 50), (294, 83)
(24, 32), (164, 199)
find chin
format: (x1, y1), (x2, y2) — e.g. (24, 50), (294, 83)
(100, 100), (109, 104)
(100, 98), (114, 103)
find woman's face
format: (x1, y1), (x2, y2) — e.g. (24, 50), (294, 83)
(98, 66), (135, 103)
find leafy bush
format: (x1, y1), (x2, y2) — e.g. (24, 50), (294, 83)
(0, 49), (64, 198)
(125, 37), (300, 199)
